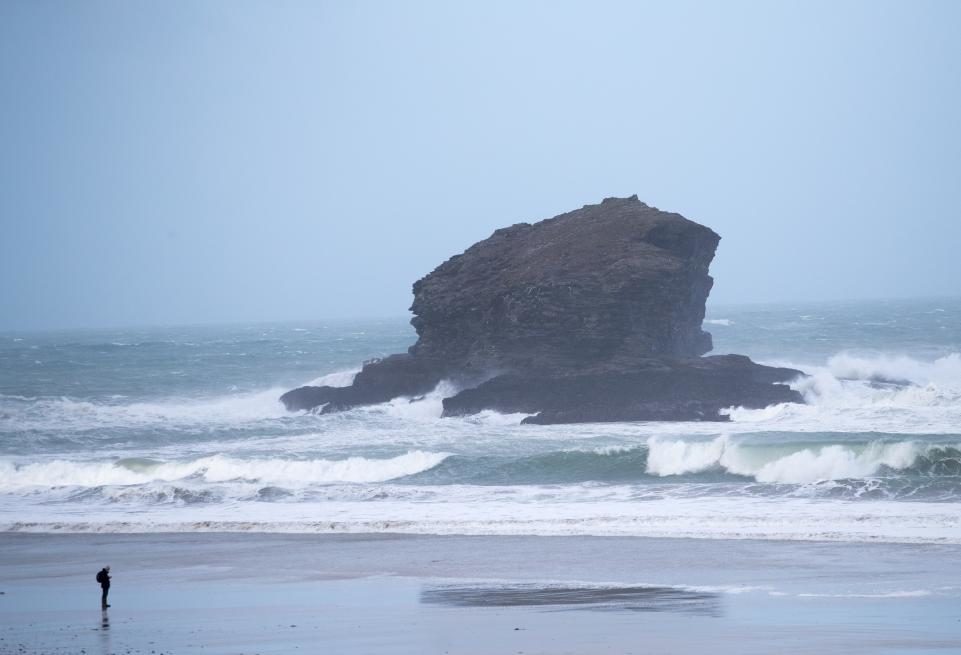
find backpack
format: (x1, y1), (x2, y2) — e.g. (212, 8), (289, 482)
(96, 570), (105, 584)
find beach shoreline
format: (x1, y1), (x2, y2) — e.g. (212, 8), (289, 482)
(2, 532), (959, 654)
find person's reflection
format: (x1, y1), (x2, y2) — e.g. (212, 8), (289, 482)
(99, 609), (111, 655)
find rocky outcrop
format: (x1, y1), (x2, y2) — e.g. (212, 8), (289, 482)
(408, 196), (718, 374)
(279, 353), (440, 413)
(280, 196), (804, 422)
(441, 355), (801, 424)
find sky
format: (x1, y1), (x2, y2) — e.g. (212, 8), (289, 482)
(1, 0), (960, 330)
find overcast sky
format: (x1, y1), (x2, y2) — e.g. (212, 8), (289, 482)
(2, 0), (960, 330)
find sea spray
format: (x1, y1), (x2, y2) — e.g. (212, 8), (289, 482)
(306, 368), (360, 388)
(0, 388), (291, 433)
(724, 351), (961, 434)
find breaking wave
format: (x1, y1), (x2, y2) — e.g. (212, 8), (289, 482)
(397, 436), (961, 499)
(644, 435), (960, 484)
(2, 437), (959, 498)
(0, 451), (449, 490)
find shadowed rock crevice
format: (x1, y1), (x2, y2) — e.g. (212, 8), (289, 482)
(281, 196), (803, 423)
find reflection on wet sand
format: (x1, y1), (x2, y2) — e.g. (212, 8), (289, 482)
(99, 609), (111, 655)
(421, 583), (721, 616)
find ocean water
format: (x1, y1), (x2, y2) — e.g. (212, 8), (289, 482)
(1, 298), (960, 543)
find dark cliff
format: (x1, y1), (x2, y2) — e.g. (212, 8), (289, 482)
(409, 196), (717, 374)
(280, 196), (803, 423)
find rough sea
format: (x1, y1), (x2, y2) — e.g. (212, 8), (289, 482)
(2, 298), (959, 543)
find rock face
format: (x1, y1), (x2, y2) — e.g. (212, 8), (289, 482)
(409, 196), (717, 374)
(442, 355), (801, 424)
(281, 196), (803, 423)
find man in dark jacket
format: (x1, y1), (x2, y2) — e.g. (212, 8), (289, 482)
(96, 566), (111, 609)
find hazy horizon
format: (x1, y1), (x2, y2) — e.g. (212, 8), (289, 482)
(3, 0), (960, 331)
(1, 293), (957, 335)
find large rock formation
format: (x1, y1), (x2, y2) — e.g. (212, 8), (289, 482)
(281, 196), (803, 423)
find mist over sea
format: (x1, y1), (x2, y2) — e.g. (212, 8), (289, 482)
(2, 297), (960, 543)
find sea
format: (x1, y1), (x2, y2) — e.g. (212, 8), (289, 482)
(1, 297), (960, 544)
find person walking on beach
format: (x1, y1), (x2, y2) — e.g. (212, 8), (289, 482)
(96, 566), (111, 609)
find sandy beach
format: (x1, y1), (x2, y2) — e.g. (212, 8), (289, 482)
(1, 533), (959, 654)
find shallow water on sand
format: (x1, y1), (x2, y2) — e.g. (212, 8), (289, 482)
(2, 534), (960, 655)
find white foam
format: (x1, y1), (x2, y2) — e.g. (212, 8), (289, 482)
(796, 590), (931, 598)
(0, 451), (449, 489)
(356, 380), (461, 421)
(4, 495), (961, 544)
(723, 352), (961, 434)
(645, 435), (732, 476)
(645, 435), (947, 484)
(749, 442), (919, 484)
(464, 410), (532, 426)
(306, 368), (360, 387)
(704, 318), (733, 326)
(0, 388), (290, 432)
(686, 585), (769, 595)
(826, 352), (961, 386)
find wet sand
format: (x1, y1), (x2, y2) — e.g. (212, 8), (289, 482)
(1, 533), (960, 654)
